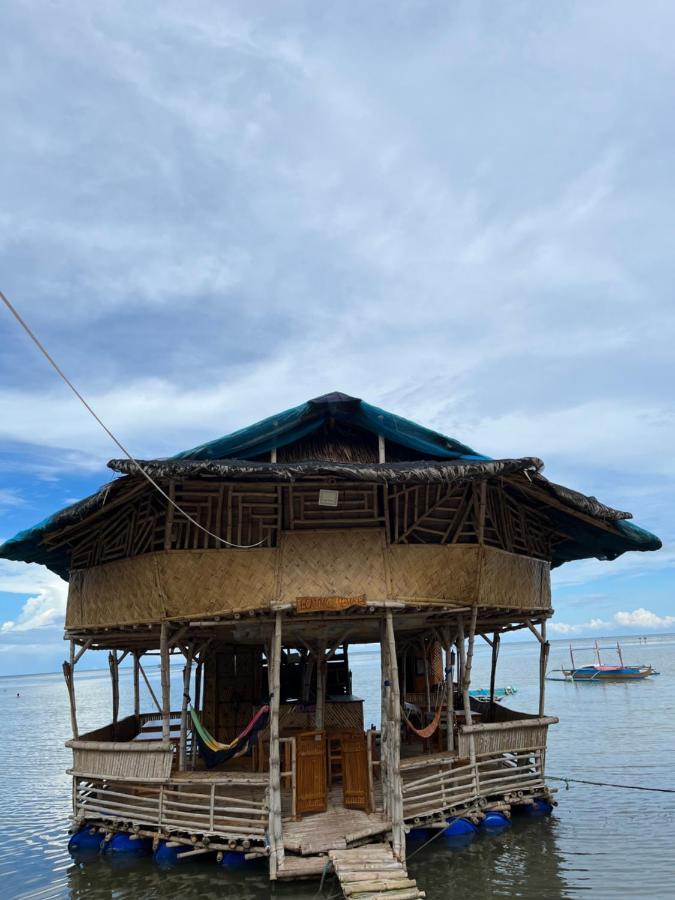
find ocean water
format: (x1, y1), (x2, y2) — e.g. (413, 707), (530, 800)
(0, 636), (673, 899)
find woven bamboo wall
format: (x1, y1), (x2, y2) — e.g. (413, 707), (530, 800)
(66, 531), (551, 628)
(276, 530), (388, 604)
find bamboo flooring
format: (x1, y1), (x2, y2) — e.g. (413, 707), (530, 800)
(282, 786), (387, 856)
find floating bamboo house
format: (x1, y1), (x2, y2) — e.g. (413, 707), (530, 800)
(0, 392), (661, 890)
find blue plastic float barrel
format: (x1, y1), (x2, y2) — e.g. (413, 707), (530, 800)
(104, 832), (153, 855)
(525, 798), (554, 816)
(438, 817), (478, 847)
(220, 850), (247, 869)
(68, 824), (103, 855)
(481, 811), (511, 830)
(154, 840), (182, 866)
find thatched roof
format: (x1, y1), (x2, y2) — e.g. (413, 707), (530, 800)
(0, 392), (662, 578)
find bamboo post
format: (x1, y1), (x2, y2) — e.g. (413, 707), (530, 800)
(539, 620), (549, 718)
(315, 642), (326, 731)
(379, 619), (389, 817)
(138, 656), (163, 714)
(160, 622), (171, 743)
(422, 639), (431, 714)
(179, 645), (194, 771)
(444, 631), (454, 752)
(268, 612), (284, 878)
(385, 610), (404, 861)
(489, 631), (500, 721)
(458, 609), (478, 772)
(109, 651), (119, 731)
(191, 657), (203, 766)
(133, 651), (140, 719)
(64, 639), (78, 739)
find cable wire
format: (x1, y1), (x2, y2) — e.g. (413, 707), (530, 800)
(0, 289), (263, 549)
(548, 775), (675, 794)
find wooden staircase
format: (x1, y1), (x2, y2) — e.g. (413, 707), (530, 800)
(329, 844), (425, 900)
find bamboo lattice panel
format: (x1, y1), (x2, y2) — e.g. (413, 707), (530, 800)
(277, 530), (388, 604)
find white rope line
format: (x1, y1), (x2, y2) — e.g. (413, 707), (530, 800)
(0, 289), (264, 549)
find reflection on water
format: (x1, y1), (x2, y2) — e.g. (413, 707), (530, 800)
(1, 636), (674, 899)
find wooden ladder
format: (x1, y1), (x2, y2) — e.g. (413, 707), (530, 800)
(329, 844), (425, 900)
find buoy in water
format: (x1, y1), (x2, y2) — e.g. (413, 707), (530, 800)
(68, 825), (103, 855)
(481, 811), (511, 830)
(104, 832), (152, 855)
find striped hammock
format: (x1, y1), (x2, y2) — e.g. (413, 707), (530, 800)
(401, 701), (444, 740)
(190, 705), (269, 768)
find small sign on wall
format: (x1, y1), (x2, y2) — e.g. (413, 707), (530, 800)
(318, 489), (339, 507)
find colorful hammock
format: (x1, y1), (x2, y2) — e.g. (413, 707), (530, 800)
(190, 705), (269, 769)
(401, 701), (444, 740)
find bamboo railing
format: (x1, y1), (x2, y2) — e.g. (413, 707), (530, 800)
(73, 773), (269, 843)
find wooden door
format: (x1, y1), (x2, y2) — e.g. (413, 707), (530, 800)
(296, 731), (327, 815)
(341, 730), (370, 810)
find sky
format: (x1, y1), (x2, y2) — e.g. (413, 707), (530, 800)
(0, 1), (673, 676)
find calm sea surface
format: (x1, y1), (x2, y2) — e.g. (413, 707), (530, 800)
(1, 636), (674, 899)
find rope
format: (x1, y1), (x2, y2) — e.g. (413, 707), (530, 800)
(0, 289), (263, 549)
(548, 775), (675, 793)
(406, 823), (448, 860)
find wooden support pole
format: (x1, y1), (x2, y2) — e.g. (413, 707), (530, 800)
(160, 621), (171, 743)
(378, 434), (386, 463)
(458, 608), (478, 769)
(315, 642), (326, 731)
(489, 631), (500, 721)
(191, 658), (203, 767)
(384, 610), (404, 861)
(422, 639), (431, 714)
(268, 611), (284, 878)
(109, 651), (119, 730)
(133, 651), (140, 719)
(539, 619), (549, 718)
(444, 631), (454, 752)
(137, 656), (163, 715)
(379, 619), (389, 817)
(179, 645), (194, 771)
(64, 639), (78, 739)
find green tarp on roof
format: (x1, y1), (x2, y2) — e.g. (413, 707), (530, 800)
(172, 392), (488, 462)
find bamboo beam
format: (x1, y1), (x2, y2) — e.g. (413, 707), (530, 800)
(160, 622), (171, 743)
(268, 612), (284, 878)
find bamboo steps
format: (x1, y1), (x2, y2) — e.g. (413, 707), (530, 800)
(329, 844), (425, 900)
(276, 854), (329, 880)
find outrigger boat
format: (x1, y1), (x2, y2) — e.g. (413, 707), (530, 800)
(560, 641), (655, 681)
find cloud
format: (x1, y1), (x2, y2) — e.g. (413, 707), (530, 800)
(0, 560), (68, 633)
(549, 608), (675, 636)
(0, 488), (24, 510)
(0, 0), (674, 673)
(613, 607), (675, 630)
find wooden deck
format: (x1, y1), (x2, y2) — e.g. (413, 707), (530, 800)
(330, 844), (424, 899)
(283, 787), (389, 856)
